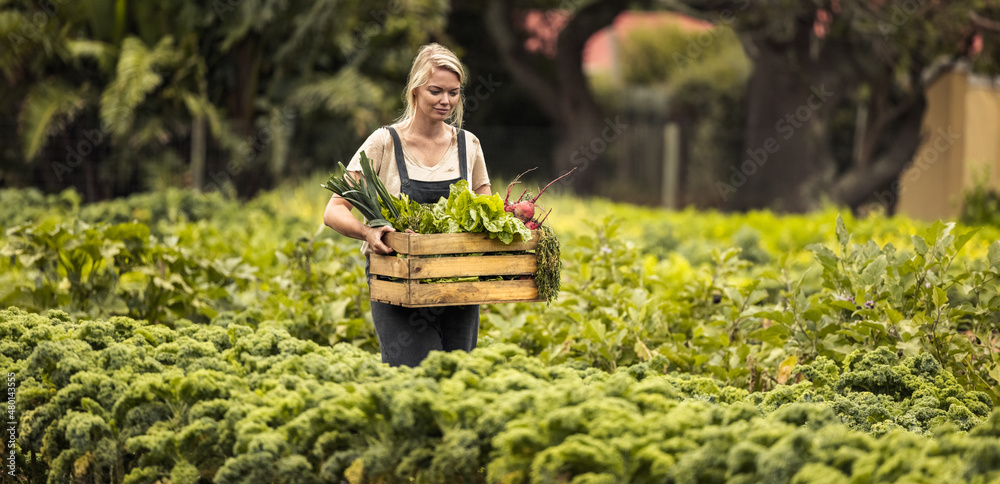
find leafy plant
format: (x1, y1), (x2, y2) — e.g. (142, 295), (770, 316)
(960, 175), (1000, 228)
(3, 308), (998, 483)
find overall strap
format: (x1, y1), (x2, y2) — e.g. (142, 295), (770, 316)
(457, 129), (469, 184)
(385, 126), (410, 187)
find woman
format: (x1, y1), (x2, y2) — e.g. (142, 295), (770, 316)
(323, 43), (492, 367)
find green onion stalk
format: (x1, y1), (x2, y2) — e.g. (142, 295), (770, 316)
(322, 151), (399, 228)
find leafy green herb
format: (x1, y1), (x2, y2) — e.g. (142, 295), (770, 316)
(389, 180), (533, 245)
(536, 224), (561, 302)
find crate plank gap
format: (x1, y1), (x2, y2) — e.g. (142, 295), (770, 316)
(369, 230), (543, 307)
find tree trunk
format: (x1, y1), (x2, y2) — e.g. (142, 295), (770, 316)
(190, 115), (207, 191)
(723, 31), (839, 212)
(483, 0), (631, 195)
(225, 37), (261, 195)
(828, 94), (926, 209)
(191, 72), (209, 191)
(228, 37), (260, 138)
(552, 114), (607, 193)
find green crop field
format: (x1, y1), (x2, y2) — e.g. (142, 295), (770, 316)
(2, 175), (1000, 483)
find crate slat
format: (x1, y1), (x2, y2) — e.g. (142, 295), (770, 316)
(369, 231), (545, 307)
(383, 230), (537, 255)
(369, 278), (413, 305)
(370, 278), (540, 307)
(369, 254), (411, 278)
(370, 254), (536, 279)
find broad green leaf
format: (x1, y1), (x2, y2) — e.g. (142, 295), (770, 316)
(582, 318), (606, 342)
(911, 235), (929, 255)
(835, 214), (849, 248)
(808, 244), (839, 271)
(828, 300), (857, 312)
(803, 307), (827, 322)
(932, 287), (948, 308)
(750, 325), (791, 346)
(988, 364), (1000, 386)
(751, 310), (793, 325)
(723, 286), (743, 307)
(861, 255), (888, 286)
(989, 241), (1000, 270)
(952, 228), (978, 255)
(885, 308), (903, 325)
(758, 270), (781, 282)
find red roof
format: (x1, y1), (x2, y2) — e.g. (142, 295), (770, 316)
(585, 12), (712, 72)
(521, 10), (713, 72)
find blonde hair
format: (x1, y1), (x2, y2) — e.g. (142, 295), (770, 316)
(397, 43), (467, 128)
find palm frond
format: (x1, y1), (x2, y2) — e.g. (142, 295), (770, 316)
(219, 0), (285, 52)
(273, 0), (339, 60)
(65, 39), (119, 73)
(0, 11), (34, 81)
(287, 68), (386, 113)
(18, 81), (90, 160)
(99, 36), (179, 137)
(287, 68), (388, 134)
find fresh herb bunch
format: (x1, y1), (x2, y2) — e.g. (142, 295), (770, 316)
(536, 224), (561, 302)
(322, 151), (399, 227)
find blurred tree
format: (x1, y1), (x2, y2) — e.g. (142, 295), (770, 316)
(676, 0), (1000, 212)
(610, 22), (749, 207)
(0, 0), (446, 199)
(480, 0), (655, 193)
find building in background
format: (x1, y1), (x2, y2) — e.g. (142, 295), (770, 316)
(896, 66), (1000, 220)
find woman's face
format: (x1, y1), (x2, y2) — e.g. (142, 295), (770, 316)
(413, 67), (460, 123)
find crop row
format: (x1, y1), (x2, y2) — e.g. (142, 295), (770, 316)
(2, 307), (999, 483)
(2, 183), (1000, 398)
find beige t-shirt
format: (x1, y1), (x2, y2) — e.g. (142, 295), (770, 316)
(344, 124), (491, 254)
(345, 124), (491, 196)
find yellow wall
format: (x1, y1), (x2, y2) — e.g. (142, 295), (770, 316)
(897, 69), (1000, 221)
(964, 81), (1000, 187)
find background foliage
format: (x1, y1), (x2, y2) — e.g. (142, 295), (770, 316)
(4, 0), (998, 214)
(0, 0), (447, 198)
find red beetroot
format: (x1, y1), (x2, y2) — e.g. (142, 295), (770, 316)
(503, 167), (577, 229)
(512, 201), (535, 220)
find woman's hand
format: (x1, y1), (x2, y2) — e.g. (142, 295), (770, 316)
(325, 194), (395, 254)
(365, 225), (396, 254)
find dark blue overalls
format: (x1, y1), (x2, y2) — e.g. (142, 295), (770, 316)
(366, 126), (480, 367)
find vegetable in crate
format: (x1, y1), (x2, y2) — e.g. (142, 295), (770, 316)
(324, 155), (561, 302)
(387, 181), (561, 302)
(504, 167), (577, 229)
(393, 180), (533, 244)
(536, 224), (561, 302)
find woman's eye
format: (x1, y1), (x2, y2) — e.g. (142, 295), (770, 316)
(430, 90), (441, 95)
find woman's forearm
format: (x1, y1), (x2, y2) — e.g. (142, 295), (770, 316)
(323, 195), (396, 253)
(324, 197), (369, 240)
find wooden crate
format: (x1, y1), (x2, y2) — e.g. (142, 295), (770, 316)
(368, 231), (542, 307)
